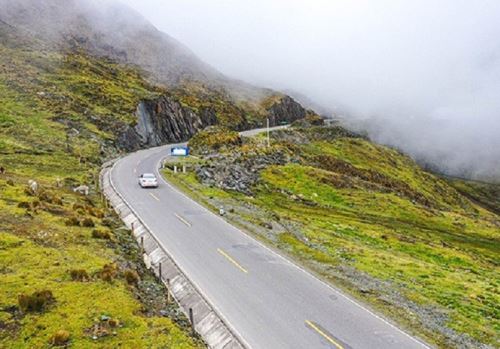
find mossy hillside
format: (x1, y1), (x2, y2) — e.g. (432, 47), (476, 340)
(171, 83), (247, 130)
(0, 173), (201, 348)
(0, 39), (164, 179)
(44, 53), (163, 126)
(0, 40), (201, 347)
(301, 138), (471, 210)
(163, 127), (500, 348)
(172, 82), (289, 130)
(447, 177), (500, 215)
(1, 42), (162, 126)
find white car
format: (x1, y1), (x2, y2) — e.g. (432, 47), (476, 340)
(138, 173), (158, 188)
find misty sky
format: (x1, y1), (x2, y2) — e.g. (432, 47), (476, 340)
(120, 0), (500, 180)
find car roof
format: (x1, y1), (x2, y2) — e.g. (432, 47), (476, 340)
(141, 173), (156, 177)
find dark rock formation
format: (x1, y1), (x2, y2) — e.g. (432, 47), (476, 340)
(118, 94), (310, 152)
(266, 96), (307, 126)
(118, 96), (217, 151)
(195, 149), (294, 195)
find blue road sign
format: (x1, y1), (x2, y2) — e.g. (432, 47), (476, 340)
(171, 146), (189, 156)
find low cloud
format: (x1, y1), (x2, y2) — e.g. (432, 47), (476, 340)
(121, 0), (500, 180)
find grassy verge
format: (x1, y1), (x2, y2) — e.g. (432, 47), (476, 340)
(0, 172), (203, 348)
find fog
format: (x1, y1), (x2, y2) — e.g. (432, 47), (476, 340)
(120, 0), (500, 180)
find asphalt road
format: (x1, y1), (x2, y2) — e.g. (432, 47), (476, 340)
(111, 127), (431, 349)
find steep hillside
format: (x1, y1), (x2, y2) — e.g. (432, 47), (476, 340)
(0, 0), (221, 86)
(0, 0), (274, 103)
(0, 20), (208, 348)
(447, 178), (500, 215)
(163, 126), (500, 349)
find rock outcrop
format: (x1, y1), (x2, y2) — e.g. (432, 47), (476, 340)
(195, 150), (291, 195)
(266, 95), (307, 126)
(118, 95), (217, 151)
(118, 94), (310, 152)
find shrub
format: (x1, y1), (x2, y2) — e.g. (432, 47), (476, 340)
(70, 269), (90, 281)
(50, 330), (70, 346)
(292, 113), (325, 127)
(81, 218), (95, 227)
(102, 217), (116, 228)
(38, 191), (52, 203)
(65, 216), (80, 226)
(100, 263), (118, 282)
(36, 192), (64, 208)
(123, 269), (139, 285)
(92, 229), (111, 240)
(90, 208), (105, 218)
(188, 126), (242, 155)
(52, 196), (63, 206)
(17, 201), (31, 209)
(72, 203), (85, 211)
(86, 206), (104, 218)
(108, 318), (119, 328)
(18, 290), (55, 313)
(6, 179), (14, 186)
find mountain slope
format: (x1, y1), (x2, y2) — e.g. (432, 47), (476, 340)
(0, 0), (273, 104)
(163, 126), (500, 349)
(0, 36), (204, 349)
(0, 0), (221, 85)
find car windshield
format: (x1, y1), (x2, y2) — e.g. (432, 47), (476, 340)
(142, 174), (156, 178)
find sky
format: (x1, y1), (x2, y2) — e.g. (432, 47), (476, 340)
(120, 0), (500, 180)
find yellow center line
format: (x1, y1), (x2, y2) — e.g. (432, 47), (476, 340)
(217, 248), (248, 274)
(149, 192), (160, 201)
(305, 320), (344, 349)
(174, 213), (192, 227)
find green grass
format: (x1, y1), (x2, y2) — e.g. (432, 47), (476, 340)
(163, 128), (500, 348)
(0, 174), (201, 348)
(447, 177), (500, 214)
(0, 36), (201, 347)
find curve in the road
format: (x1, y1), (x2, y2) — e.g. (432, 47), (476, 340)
(110, 127), (431, 349)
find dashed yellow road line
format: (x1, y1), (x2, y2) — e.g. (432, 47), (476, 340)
(149, 192), (160, 201)
(174, 213), (192, 227)
(217, 248), (248, 273)
(305, 320), (344, 349)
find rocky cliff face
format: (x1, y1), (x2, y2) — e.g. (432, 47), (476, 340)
(118, 95), (217, 151)
(118, 94), (310, 151)
(266, 96), (307, 126)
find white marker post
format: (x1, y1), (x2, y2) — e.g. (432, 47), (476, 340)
(267, 117), (270, 147)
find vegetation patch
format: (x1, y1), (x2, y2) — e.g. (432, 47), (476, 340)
(69, 269), (91, 282)
(188, 126), (242, 155)
(50, 329), (71, 347)
(18, 290), (56, 313)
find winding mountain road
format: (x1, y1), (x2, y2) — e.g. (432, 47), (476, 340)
(110, 127), (431, 349)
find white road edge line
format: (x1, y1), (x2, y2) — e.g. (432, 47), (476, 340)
(153, 138), (431, 349)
